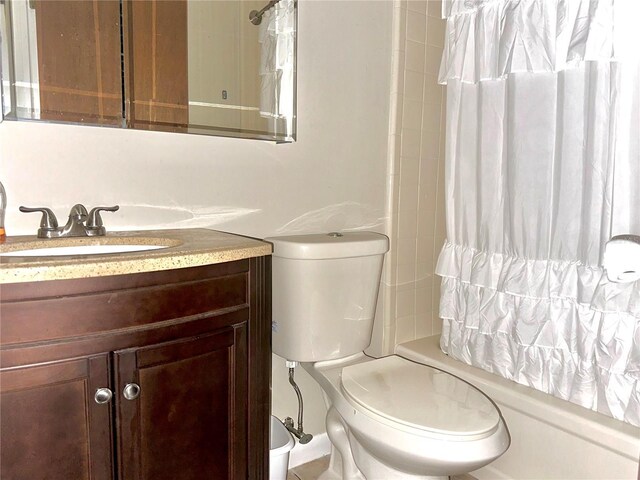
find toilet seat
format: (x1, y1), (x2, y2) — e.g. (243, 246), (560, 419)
(340, 355), (500, 438)
(306, 353), (510, 477)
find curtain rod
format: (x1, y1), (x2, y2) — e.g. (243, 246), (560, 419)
(249, 0), (280, 25)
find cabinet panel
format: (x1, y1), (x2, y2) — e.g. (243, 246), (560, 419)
(126, 0), (189, 128)
(34, 0), (123, 124)
(0, 356), (113, 480)
(1, 273), (248, 345)
(115, 326), (247, 480)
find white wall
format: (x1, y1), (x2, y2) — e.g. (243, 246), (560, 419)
(0, 0), (393, 436)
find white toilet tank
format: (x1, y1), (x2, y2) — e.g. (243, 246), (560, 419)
(266, 232), (389, 362)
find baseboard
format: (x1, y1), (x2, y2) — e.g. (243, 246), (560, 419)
(289, 432), (331, 468)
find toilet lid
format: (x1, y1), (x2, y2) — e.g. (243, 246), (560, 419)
(340, 356), (500, 437)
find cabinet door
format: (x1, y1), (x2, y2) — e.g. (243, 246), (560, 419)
(34, 0), (123, 124)
(114, 326), (247, 480)
(0, 355), (114, 480)
(126, 0), (189, 128)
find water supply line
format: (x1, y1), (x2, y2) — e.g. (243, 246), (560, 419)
(283, 361), (313, 444)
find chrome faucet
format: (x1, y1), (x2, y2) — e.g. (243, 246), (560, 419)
(62, 204), (90, 237)
(20, 204), (119, 238)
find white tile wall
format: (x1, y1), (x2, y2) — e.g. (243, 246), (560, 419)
(379, 0), (447, 351)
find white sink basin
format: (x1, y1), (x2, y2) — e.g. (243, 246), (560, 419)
(0, 244), (169, 257)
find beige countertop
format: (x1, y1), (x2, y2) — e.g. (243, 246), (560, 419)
(0, 228), (272, 284)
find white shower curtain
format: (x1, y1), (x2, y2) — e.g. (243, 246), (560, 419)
(258, 0), (295, 135)
(436, 0), (640, 426)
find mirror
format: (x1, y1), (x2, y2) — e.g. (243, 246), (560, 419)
(0, 0), (296, 142)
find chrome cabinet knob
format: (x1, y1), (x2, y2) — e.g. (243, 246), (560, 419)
(94, 388), (113, 404)
(123, 383), (141, 400)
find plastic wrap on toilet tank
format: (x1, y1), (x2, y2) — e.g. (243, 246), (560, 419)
(267, 232), (389, 362)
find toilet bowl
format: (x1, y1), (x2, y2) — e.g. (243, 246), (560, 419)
(266, 232), (510, 479)
(303, 353), (509, 480)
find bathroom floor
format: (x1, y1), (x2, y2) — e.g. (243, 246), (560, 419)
(287, 456), (330, 480)
(288, 457), (477, 480)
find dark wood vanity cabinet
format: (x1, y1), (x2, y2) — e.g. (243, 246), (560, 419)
(0, 257), (271, 480)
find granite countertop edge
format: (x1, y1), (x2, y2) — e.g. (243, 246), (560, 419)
(0, 228), (273, 284)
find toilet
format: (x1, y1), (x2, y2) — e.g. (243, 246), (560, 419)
(266, 232), (510, 480)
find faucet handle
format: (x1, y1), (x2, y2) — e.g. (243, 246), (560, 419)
(87, 206), (119, 227)
(87, 206), (119, 235)
(19, 206), (59, 231)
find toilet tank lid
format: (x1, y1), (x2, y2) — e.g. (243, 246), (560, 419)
(265, 232), (389, 259)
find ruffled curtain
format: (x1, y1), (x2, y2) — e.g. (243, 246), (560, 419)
(259, 0), (295, 135)
(436, 0), (640, 426)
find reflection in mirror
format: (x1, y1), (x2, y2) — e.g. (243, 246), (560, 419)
(0, 0), (296, 142)
(1, 0), (125, 125)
